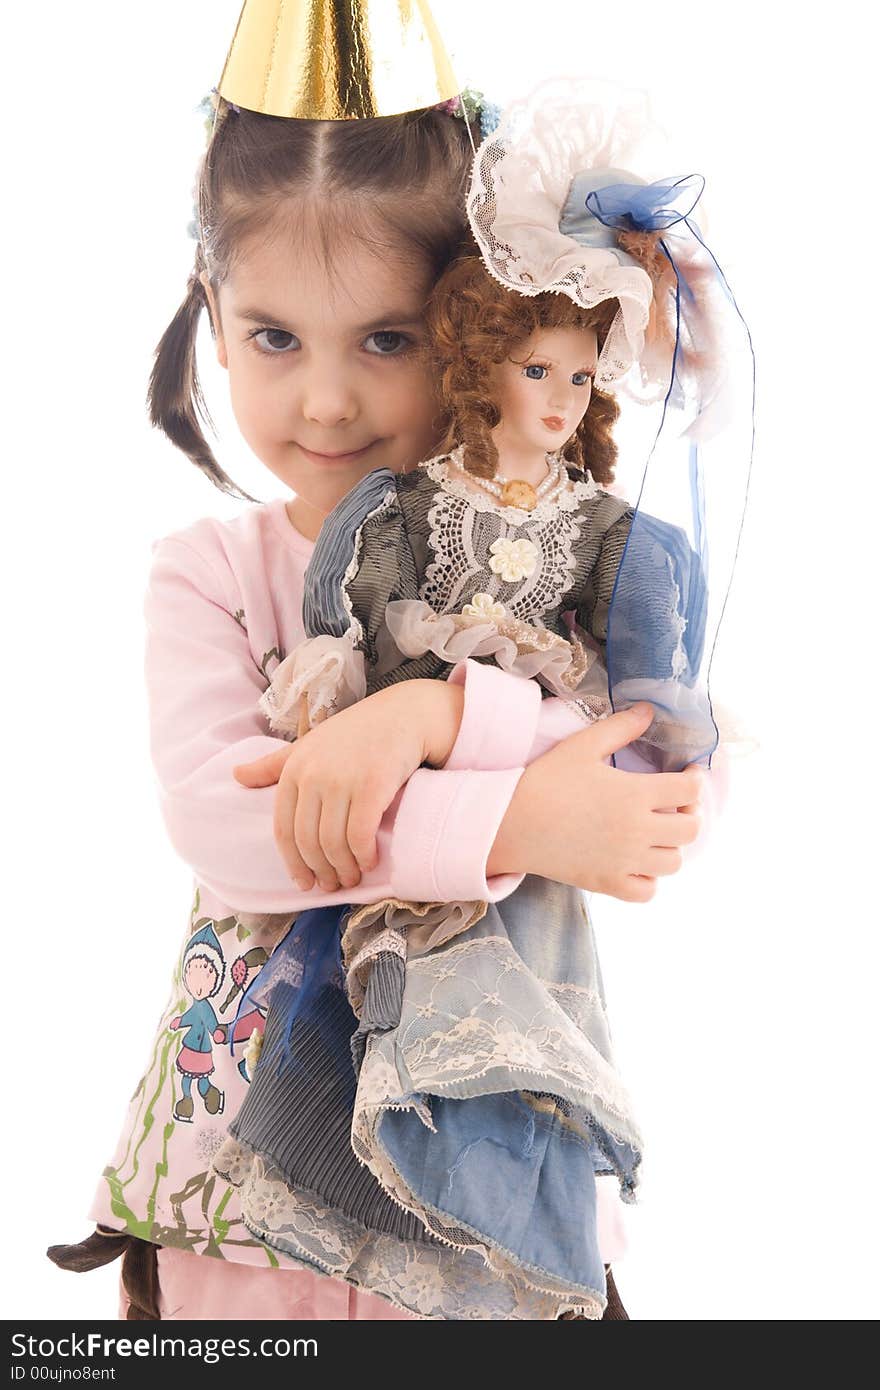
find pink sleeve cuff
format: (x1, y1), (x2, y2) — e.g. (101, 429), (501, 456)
(391, 765), (526, 903)
(385, 660), (543, 905)
(443, 659), (543, 772)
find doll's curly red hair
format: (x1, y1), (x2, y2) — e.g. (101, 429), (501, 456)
(424, 245), (624, 484)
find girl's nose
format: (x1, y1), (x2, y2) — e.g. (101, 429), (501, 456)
(300, 377), (359, 428)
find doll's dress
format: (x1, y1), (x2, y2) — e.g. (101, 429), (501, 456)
(211, 446), (708, 1319)
(258, 444), (708, 765)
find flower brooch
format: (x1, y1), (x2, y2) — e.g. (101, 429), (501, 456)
(487, 537), (539, 583)
(461, 592), (508, 621)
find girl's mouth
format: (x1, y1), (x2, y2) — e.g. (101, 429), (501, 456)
(297, 441), (376, 464)
(541, 417), (565, 431)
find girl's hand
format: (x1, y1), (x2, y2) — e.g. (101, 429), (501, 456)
(232, 679), (465, 892)
(487, 703), (706, 903)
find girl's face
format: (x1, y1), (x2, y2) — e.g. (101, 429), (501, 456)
(490, 326), (599, 463)
(202, 229), (441, 540)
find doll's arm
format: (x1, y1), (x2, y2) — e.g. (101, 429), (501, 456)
(145, 537), (527, 914)
(575, 500), (709, 690)
(572, 498), (635, 659)
(261, 472), (430, 737)
(573, 497), (712, 773)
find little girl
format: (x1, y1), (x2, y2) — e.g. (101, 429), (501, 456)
(47, 9), (723, 1322)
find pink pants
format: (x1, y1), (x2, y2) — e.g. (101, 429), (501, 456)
(119, 1246), (417, 1321)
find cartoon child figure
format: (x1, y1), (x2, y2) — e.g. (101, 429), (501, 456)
(169, 923), (227, 1122)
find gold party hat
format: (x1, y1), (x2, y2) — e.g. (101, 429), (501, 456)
(217, 0), (460, 120)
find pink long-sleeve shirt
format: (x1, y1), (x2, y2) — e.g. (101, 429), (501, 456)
(88, 494), (729, 1281)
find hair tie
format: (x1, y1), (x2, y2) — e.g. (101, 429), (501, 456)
(435, 87), (502, 140)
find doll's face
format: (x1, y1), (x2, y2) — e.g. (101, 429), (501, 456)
(490, 326), (599, 462)
(201, 223), (442, 541)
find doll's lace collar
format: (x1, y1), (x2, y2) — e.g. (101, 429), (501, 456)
(422, 444), (600, 523)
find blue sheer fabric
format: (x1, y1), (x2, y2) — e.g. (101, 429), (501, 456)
(561, 170), (755, 774)
(229, 905), (346, 1074)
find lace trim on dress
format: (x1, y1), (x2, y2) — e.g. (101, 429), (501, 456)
(343, 899), (487, 968)
(419, 451), (599, 622)
(209, 892), (640, 1318)
(342, 899), (488, 1020)
(383, 599), (613, 711)
(347, 932), (643, 1165)
(257, 631), (365, 732)
(345, 925), (407, 1021)
(211, 1140), (605, 1320)
(423, 446), (599, 523)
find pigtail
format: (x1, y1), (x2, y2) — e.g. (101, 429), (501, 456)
(146, 247), (260, 503)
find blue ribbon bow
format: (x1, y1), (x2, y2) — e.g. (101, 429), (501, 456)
(584, 172), (705, 233)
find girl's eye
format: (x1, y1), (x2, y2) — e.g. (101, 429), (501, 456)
(572, 372), (593, 386)
(363, 330), (413, 356)
(247, 327), (414, 358)
(523, 364), (548, 380)
(250, 328), (300, 355)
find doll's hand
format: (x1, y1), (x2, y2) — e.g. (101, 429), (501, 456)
(235, 680), (464, 893)
(487, 703), (706, 903)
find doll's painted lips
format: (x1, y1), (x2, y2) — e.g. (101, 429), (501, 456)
(297, 442), (376, 463)
(542, 417), (565, 430)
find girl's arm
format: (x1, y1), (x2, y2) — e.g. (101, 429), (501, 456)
(456, 666), (731, 869)
(145, 537), (530, 915)
(240, 656), (711, 903)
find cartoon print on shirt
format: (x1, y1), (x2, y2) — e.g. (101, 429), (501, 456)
(236, 605), (291, 696)
(218, 946), (270, 1083)
(258, 643), (284, 683)
(97, 888), (282, 1259)
(169, 922), (227, 1123)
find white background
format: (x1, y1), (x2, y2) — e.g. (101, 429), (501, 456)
(4, 1), (877, 1320)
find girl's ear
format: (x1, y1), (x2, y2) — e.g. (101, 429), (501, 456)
(199, 271), (228, 369)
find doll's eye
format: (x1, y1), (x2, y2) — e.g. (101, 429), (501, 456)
(523, 364), (548, 380)
(250, 327), (301, 355)
(572, 371), (593, 386)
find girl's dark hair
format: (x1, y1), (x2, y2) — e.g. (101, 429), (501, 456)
(424, 246), (624, 486)
(148, 99), (481, 500)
